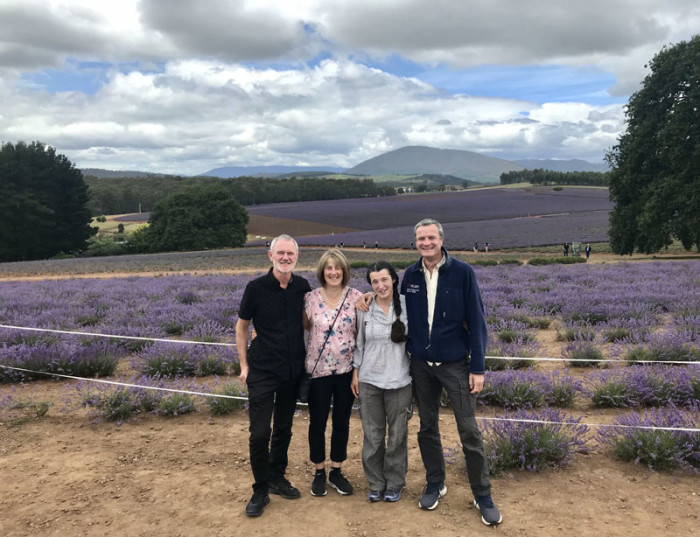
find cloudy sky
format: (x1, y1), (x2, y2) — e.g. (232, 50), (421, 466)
(1, 0), (698, 175)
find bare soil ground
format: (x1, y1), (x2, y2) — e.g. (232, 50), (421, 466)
(1, 381), (698, 537)
(1, 250), (699, 537)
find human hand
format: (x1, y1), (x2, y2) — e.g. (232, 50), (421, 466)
(239, 365), (249, 383)
(356, 292), (374, 312)
(469, 373), (484, 394)
(351, 370), (360, 397)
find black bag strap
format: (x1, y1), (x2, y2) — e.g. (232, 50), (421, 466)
(309, 289), (349, 377)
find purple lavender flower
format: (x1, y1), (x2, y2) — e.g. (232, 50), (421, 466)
(597, 406), (700, 472)
(484, 408), (589, 473)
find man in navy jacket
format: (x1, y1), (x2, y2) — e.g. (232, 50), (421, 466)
(402, 218), (502, 526)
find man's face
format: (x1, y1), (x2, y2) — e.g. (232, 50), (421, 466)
(415, 224), (443, 260)
(268, 239), (298, 275)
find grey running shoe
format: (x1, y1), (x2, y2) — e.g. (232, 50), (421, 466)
(474, 495), (503, 526)
(418, 482), (447, 510)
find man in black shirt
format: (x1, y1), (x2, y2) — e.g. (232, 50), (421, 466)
(236, 234), (311, 517)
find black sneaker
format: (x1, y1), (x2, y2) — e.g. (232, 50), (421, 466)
(328, 469), (354, 495)
(245, 491), (269, 517)
(311, 470), (327, 497)
(269, 477), (301, 499)
(474, 495), (503, 526)
(418, 482), (447, 510)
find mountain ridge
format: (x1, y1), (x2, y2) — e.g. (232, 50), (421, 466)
(81, 147), (608, 180)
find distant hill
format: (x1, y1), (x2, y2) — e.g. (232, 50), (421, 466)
(81, 168), (172, 179)
(199, 165), (345, 178)
(344, 146), (524, 183)
(513, 159), (609, 173)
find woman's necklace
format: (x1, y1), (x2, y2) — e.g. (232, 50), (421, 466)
(321, 286), (344, 310)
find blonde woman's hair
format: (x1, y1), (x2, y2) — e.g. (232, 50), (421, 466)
(315, 249), (350, 288)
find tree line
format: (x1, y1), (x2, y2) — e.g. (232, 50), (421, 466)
(86, 175), (395, 216)
(499, 169), (609, 186)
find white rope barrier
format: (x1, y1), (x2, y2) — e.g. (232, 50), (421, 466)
(476, 415), (700, 433)
(2, 324), (698, 365)
(1, 364), (697, 432)
(0, 324), (236, 346)
(0, 364), (248, 400)
(488, 355), (700, 365)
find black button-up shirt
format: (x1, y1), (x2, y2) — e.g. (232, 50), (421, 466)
(238, 268), (311, 380)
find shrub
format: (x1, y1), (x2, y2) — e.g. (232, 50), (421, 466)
(497, 329), (535, 344)
(197, 356), (228, 376)
(479, 370), (545, 409)
(558, 257), (587, 264)
(597, 407), (700, 472)
(471, 259), (499, 267)
(484, 408), (589, 474)
(528, 257), (555, 266)
(159, 394), (196, 416)
(498, 259), (523, 265)
(590, 380), (637, 408)
(547, 371), (583, 407)
(563, 311), (608, 325)
(84, 389), (140, 422)
(528, 257), (587, 266)
(176, 291), (201, 305)
(0, 339), (121, 382)
(207, 383), (249, 415)
(562, 341), (605, 367)
(588, 366), (699, 408)
(557, 327), (596, 342)
(480, 369), (583, 409)
(603, 327), (631, 342)
(646, 332), (700, 363)
(625, 346), (653, 363)
(142, 350), (197, 377)
(84, 236), (128, 257)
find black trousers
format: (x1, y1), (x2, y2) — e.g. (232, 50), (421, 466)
(246, 369), (299, 493)
(307, 371), (355, 464)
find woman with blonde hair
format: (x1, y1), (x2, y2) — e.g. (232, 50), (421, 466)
(303, 249), (363, 497)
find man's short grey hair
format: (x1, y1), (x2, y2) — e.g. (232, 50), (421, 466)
(269, 234), (299, 253)
(414, 218), (444, 238)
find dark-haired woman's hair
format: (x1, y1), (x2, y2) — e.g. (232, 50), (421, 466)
(366, 261), (407, 343)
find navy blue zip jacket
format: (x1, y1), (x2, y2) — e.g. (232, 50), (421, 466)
(400, 248), (488, 374)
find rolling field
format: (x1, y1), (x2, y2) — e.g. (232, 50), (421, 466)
(246, 186), (612, 248)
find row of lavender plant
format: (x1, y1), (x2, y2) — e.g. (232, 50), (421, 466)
(1, 262), (698, 382)
(477, 366), (700, 409)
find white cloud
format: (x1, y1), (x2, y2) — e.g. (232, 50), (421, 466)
(0, 0), (698, 172)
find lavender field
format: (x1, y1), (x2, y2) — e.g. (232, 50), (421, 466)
(247, 186), (612, 248)
(1, 260), (698, 472)
(1, 260), (698, 379)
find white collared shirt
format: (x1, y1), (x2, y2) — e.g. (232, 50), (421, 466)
(423, 254), (445, 335)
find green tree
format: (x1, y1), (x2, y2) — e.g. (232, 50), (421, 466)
(138, 184), (248, 252)
(606, 35), (700, 254)
(0, 141), (96, 261)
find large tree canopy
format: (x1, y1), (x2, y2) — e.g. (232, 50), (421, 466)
(0, 141), (96, 262)
(606, 35), (700, 254)
(135, 184), (248, 253)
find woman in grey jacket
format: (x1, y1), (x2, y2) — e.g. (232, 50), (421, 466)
(351, 261), (412, 503)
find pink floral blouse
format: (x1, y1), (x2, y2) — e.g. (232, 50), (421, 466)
(304, 286), (362, 378)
